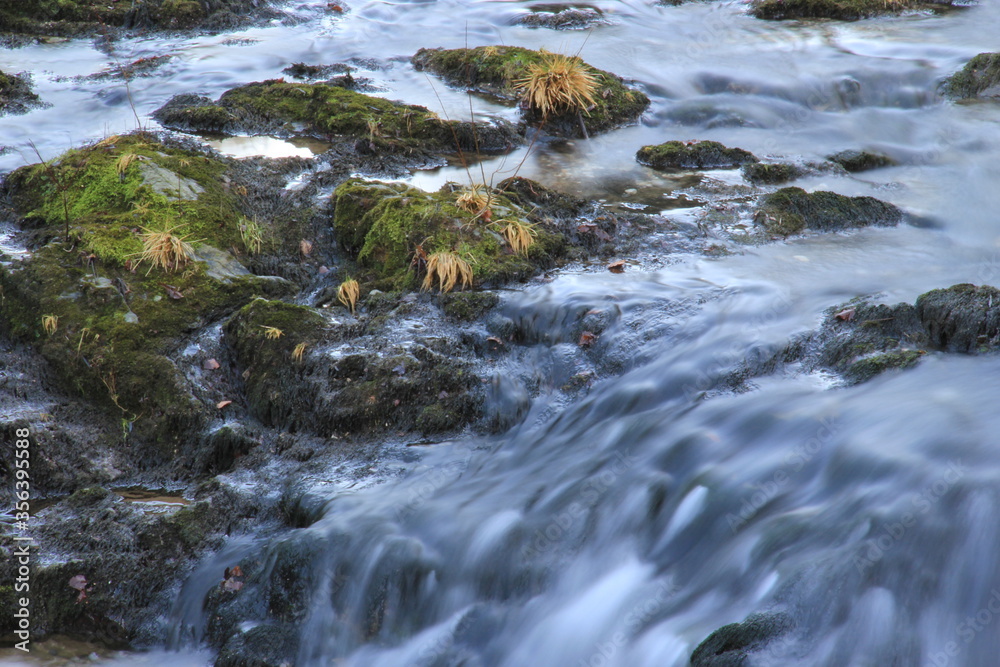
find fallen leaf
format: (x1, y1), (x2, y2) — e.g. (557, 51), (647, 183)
(579, 331), (598, 347)
(438, 390), (449, 399)
(160, 283), (184, 299)
(393, 399), (401, 406)
(223, 578), (244, 592)
(318, 266), (330, 275)
(328, 3), (344, 11)
(300, 239), (313, 257)
(68, 575), (87, 591)
(577, 223), (612, 241)
(486, 336), (504, 348)
(202, 358), (221, 371)
(585, 309), (602, 316)
(216, 400), (233, 409)
(607, 260), (626, 274)
(834, 308), (856, 322)
(229, 565), (243, 577)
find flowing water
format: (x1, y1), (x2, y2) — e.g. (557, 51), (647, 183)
(4, 1), (1000, 665)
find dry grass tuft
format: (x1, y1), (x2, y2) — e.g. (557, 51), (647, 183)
(136, 224), (194, 274)
(238, 217), (264, 255)
(261, 326), (284, 340)
(337, 277), (360, 314)
(515, 50), (599, 118)
(116, 153), (140, 176)
(456, 184), (492, 216)
(42, 314), (59, 336)
(494, 218), (537, 255)
(422, 251), (474, 292)
(292, 342), (308, 363)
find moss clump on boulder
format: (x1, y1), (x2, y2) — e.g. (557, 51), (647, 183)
(845, 349), (923, 383)
(754, 187), (903, 235)
(0, 69), (41, 115)
(943, 52), (1000, 101)
(412, 46), (649, 138)
(636, 140), (758, 170)
(826, 149), (897, 172)
(0, 133), (294, 457)
(749, 0), (963, 20)
(916, 284), (1000, 353)
(154, 80), (520, 155)
(332, 179), (566, 290)
(692, 613), (795, 666)
(742, 162), (801, 185)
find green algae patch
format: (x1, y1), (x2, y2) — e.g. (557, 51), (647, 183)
(943, 52), (1000, 101)
(154, 80), (521, 154)
(754, 187), (903, 236)
(826, 149), (897, 172)
(0, 134), (294, 457)
(412, 46), (649, 138)
(0, 69), (41, 115)
(332, 178), (566, 290)
(636, 140), (758, 170)
(845, 350), (923, 384)
(749, 0), (965, 20)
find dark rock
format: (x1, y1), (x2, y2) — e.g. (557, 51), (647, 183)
(943, 52), (1000, 101)
(916, 283), (1000, 352)
(0, 69), (42, 115)
(750, 0), (966, 21)
(691, 612), (794, 666)
(514, 8), (607, 30)
(636, 141), (758, 170)
(215, 624), (298, 667)
(826, 149), (897, 172)
(741, 162), (801, 185)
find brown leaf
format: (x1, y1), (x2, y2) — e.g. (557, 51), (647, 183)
(300, 239), (313, 257)
(834, 308), (856, 322)
(229, 565), (243, 577)
(318, 265), (330, 275)
(68, 575), (87, 591)
(579, 331), (598, 347)
(222, 578), (244, 592)
(216, 400), (233, 410)
(577, 223), (612, 242)
(202, 358), (221, 371)
(160, 283), (184, 299)
(607, 260), (626, 274)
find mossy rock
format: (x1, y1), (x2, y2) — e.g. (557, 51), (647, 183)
(0, 134), (295, 458)
(332, 178), (566, 291)
(916, 283), (1000, 353)
(691, 612), (794, 666)
(154, 80), (521, 155)
(0, 69), (41, 115)
(749, 0), (964, 20)
(754, 187), (903, 236)
(845, 350), (923, 384)
(636, 140), (758, 170)
(943, 52), (1000, 101)
(412, 46), (649, 138)
(741, 162), (801, 185)
(0, 0), (278, 36)
(826, 149), (896, 172)
(438, 291), (500, 321)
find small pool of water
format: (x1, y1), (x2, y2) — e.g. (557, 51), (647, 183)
(204, 135), (330, 159)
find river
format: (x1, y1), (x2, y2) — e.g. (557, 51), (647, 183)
(2, 0), (1000, 665)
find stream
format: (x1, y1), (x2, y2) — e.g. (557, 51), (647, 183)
(3, 0), (1000, 665)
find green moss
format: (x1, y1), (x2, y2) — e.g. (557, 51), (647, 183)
(412, 46), (649, 137)
(0, 69), (41, 115)
(826, 149), (897, 172)
(742, 162), (801, 185)
(0, 134), (295, 456)
(749, 0), (958, 20)
(332, 179), (566, 290)
(943, 52), (1000, 100)
(637, 140), (758, 170)
(845, 350), (922, 384)
(438, 291), (500, 321)
(755, 187), (903, 236)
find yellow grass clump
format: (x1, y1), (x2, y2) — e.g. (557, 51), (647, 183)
(495, 218), (537, 255)
(455, 184), (491, 216)
(515, 50), (599, 118)
(422, 251), (473, 292)
(42, 314), (59, 336)
(136, 224), (194, 274)
(337, 277), (360, 314)
(292, 342), (308, 363)
(261, 326), (284, 340)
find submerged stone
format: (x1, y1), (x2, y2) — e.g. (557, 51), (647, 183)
(741, 161), (802, 185)
(750, 0), (967, 20)
(826, 149), (897, 172)
(754, 187), (903, 235)
(412, 45), (649, 138)
(691, 612), (795, 666)
(636, 140), (758, 170)
(943, 52), (1000, 100)
(916, 283), (1000, 352)
(0, 69), (42, 115)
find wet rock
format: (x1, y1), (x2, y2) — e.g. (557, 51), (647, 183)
(412, 46), (649, 138)
(943, 52), (1000, 101)
(691, 612), (794, 666)
(282, 62), (352, 80)
(216, 625), (299, 667)
(514, 7), (608, 30)
(0, 69), (42, 115)
(636, 140), (758, 170)
(154, 80), (522, 156)
(826, 149), (897, 172)
(750, 0), (966, 20)
(916, 283), (1000, 352)
(754, 187), (903, 236)
(439, 291), (501, 321)
(741, 161), (802, 185)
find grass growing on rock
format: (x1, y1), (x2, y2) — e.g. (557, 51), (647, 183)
(0, 133), (294, 456)
(332, 178), (566, 291)
(412, 45), (649, 137)
(637, 140), (758, 170)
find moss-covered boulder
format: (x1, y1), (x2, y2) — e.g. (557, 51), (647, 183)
(514, 7), (607, 30)
(943, 52), (1000, 101)
(412, 46), (649, 138)
(332, 179), (566, 290)
(0, 69), (41, 115)
(741, 161), (801, 185)
(826, 149), (896, 172)
(154, 80), (521, 155)
(636, 140), (758, 171)
(691, 612), (795, 666)
(749, 0), (964, 20)
(0, 0), (281, 36)
(916, 284), (1000, 353)
(754, 187), (903, 236)
(0, 133), (295, 458)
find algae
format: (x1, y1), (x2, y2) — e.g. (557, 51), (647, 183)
(742, 162), (801, 185)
